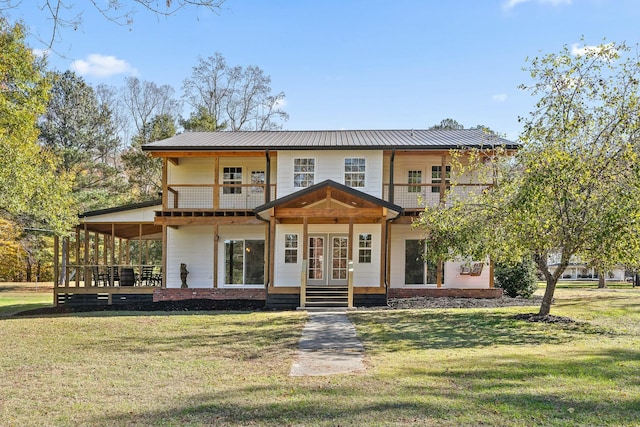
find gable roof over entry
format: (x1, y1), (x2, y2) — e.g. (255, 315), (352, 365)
(254, 180), (403, 222)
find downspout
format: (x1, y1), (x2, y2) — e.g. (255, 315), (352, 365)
(389, 149), (395, 203)
(255, 211), (271, 292)
(265, 149), (271, 203)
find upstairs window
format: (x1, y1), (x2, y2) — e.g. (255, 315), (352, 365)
(344, 158), (366, 188)
(431, 165), (451, 193)
(223, 167), (242, 194)
(408, 170), (422, 193)
(251, 170), (265, 193)
(294, 158), (315, 188)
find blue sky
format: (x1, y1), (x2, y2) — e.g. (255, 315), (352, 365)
(8, 0), (640, 139)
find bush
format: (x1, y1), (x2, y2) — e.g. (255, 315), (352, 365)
(495, 259), (539, 298)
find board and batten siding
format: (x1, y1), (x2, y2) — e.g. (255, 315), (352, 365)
(167, 157), (215, 184)
(276, 150), (383, 198)
(166, 225), (214, 288)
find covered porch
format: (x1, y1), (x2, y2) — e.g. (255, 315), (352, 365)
(53, 201), (164, 306)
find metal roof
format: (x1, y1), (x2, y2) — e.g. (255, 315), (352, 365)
(142, 129), (518, 151)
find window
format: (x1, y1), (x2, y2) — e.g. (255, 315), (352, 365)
(344, 158), (366, 188)
(408, 170), (422, 193)
(294, 158), (315, 188)
(224, 239), (265, 285)
(251, 170), (265, 193)
(358, 233), (372, 263)
(284, 234), (298, 263)
(431, 165), (451, 193)
(223, 167), (242, 194)
(404, 240), (440, 284)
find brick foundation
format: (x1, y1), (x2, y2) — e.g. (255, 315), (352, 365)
(153, 288), (266, 302)
(388, 288), (503, 299)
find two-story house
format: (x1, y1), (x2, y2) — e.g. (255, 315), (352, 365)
(53, 129), (517, 308)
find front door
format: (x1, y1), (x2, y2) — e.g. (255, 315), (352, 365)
(308, 234), (349, 286)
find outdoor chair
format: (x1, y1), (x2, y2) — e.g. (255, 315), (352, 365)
(140, 266), (161, 286)
(92, 266), (109, 286)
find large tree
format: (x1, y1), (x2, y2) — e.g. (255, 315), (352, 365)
(38, 70), (126, 211)
(414, 41), (640, 316)
(182, 52), (288, 131)
(0, 18), (74, 234)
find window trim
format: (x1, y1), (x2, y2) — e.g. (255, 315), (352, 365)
(358, 233), (372, 264)
(293, 158), (315, 188)
(344, 157), (366, 188)
(284, 233), (298, 264)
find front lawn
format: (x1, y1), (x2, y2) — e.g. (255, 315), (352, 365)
(0, 286), (638, 426)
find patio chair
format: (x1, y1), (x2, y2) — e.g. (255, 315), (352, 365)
(107, 266), (120, 286)
(92, 266), (109, 286)
(140, 266), (160, 286)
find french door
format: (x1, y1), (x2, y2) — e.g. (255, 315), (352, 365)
(308, 234), (349, 286)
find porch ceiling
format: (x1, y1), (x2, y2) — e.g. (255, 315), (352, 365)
(80, 223), (162, 240)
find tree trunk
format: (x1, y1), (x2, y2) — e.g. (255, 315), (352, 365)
(538, 276), (558, 316)
(598, 270), (606, 288)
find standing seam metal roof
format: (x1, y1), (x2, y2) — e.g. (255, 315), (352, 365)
(142, 129), (518, 151)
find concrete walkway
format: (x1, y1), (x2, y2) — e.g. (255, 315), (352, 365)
(289, 311), (365, 376)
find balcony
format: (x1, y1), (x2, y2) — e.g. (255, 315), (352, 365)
(164, 184), (277, 212)
(383, 183), (489, 210)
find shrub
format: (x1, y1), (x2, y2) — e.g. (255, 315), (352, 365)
(495, 259), (539, 298)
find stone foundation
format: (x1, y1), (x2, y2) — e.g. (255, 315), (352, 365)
(388, 288), (503, 299)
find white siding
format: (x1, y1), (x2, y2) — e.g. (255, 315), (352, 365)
(166, 226), (214, 288)
(276, 150), (383, 198)
(81, 205), (157, 223)
(444, 259), (490, 288)
(168, 158), (215, 184)
(273, 224), (304, 287)
(352, 224), (381, 287)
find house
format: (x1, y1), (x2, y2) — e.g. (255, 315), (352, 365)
(546, 253), (627, 281)
(53, 129), (517, 308)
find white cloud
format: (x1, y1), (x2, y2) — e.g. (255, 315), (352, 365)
(70, 54), (137, 78)
(32, 48), (49, 58)
(571, 43), (617, 60)
(492, 93), (508, 102)
(273, 98), (288, 109)
(504, 0), (572, 9)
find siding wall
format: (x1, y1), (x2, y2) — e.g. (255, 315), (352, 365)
(276, 150), (383, 198)
(166, 226), (214, 288)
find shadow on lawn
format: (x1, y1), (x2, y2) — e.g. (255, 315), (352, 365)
(348, 310), (607, 352)
(89, 348), (640, 427)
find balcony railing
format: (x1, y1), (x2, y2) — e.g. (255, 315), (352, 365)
(166, 184), (276, 211)
(383, 183), (489, 209)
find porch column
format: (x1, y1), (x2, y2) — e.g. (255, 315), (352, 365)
(348, 219), (354, 308)
(301, 216), (309, 308)
(83, 224), (89, 287)
(161, 224), (167, 288)
(213, 224), (219, 288)
(380, 216), (387, 289)
(436, 260), (443, 288)
(268, 215), (276, 289)
(74, 227), (80, 287)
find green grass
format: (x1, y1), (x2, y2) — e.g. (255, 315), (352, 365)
(0, 281), (54, 316)
(0, 284), (639, 426)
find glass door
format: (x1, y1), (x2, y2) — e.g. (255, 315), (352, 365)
(308, 236), (325, 285)
(329, 235), (348, 286)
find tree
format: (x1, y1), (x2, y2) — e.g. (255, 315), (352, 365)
(429, 118), (464, 130)
(121, 76), (181, 136)
(38, 71), (126, 211)
(121, 114), (176, 200)
(414, 41), (640, 316)
(0, 1), (226, 49)
(182, 52), (288, 131)
(180, 105), (226, 131)
(0, 18), (75, 234)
